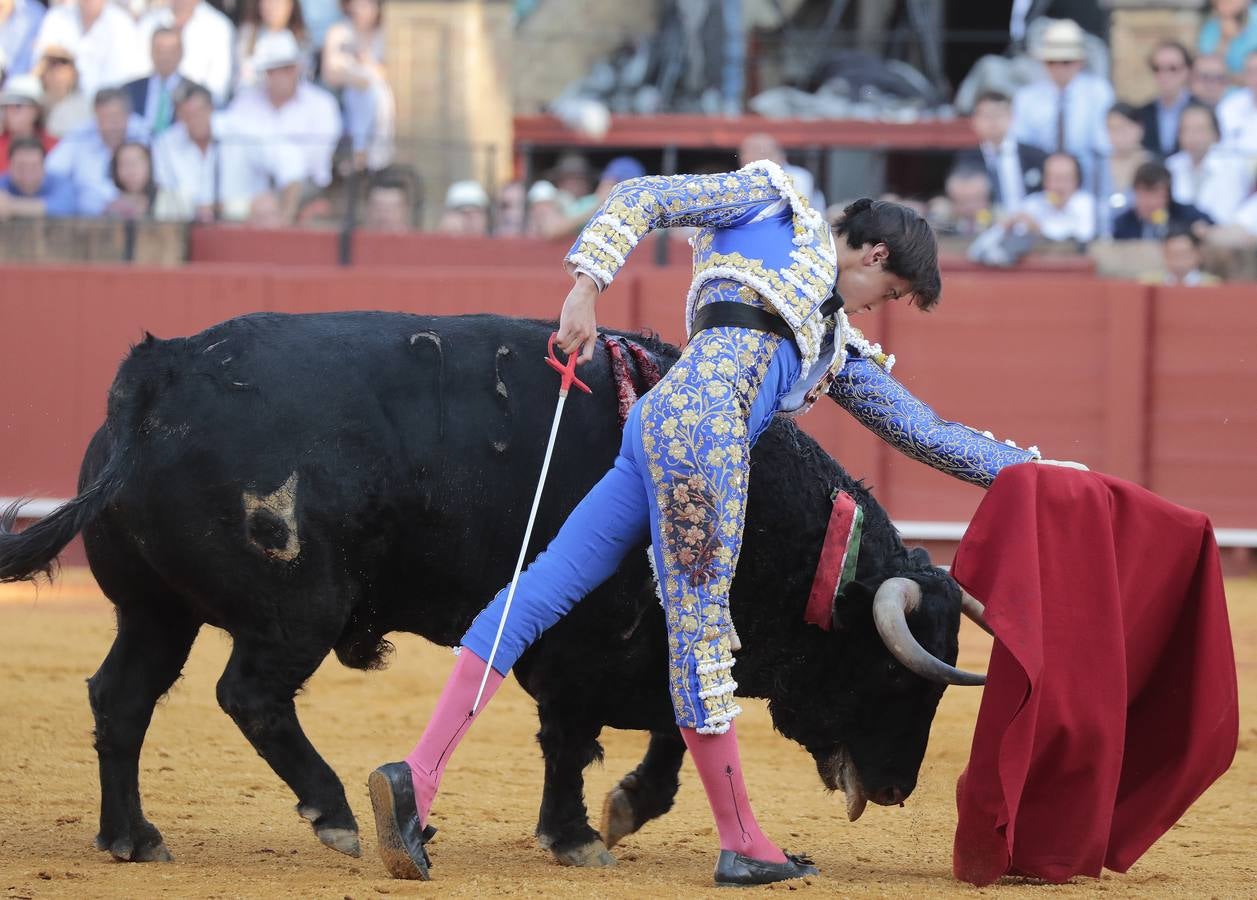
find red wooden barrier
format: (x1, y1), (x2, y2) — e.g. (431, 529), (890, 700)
(2, 263), (1254, 533)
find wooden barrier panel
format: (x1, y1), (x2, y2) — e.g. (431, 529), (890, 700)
(2, 263), (1254, 533)
(1148, 285), (1257, 527)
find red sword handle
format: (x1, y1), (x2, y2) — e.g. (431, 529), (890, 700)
(545, 332), (593, 395)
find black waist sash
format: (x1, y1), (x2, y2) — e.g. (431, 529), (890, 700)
(689, 302), (794, 340)
(689, 292), (844, 342)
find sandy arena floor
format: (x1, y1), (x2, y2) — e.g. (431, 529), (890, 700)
(0, 569), (1252, 899)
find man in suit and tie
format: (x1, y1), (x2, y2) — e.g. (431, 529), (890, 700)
(1012, 18), (1113, 196)
(1136, 41), (1196, 158)
(121, 27), (184, 138)
(955, 91), (1047, 214)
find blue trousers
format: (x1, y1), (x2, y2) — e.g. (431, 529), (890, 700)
(462, 326), (802, 732)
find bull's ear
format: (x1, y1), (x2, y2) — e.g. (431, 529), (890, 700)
(831, 580), (875, 631)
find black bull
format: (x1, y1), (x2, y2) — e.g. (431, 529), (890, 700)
(0, 311), (971, 866)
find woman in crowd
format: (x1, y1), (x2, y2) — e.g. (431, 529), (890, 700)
(104, 141), (156, 219)
(1104, 103), (1154, 221)
(1166, 102), (1252, 223)
(35, 47), (89, 137)
(0, 74), (56, 173)
(236, 0), (312, 90)
(1198, 0), (1257, 75)
(320, 0), (393, 170)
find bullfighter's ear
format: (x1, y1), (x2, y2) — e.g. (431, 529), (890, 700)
(831, 580), (875, 631)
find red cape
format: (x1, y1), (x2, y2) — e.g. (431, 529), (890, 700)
(950, 464), (1238, 885)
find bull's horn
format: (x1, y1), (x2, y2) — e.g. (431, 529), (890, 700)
(872, 578), (986, 686)
(960, 590), (994, 636)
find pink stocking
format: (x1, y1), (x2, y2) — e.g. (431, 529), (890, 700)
(403, 648), (504, 826)
(681, 723), (786, 862)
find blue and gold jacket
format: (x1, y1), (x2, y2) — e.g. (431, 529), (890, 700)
(566, 161), (1039, 487)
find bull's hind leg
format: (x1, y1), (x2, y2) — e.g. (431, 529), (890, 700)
(534, 701), (616, 867)
(88, 606), (200, 862)
(215, 637), (361, 857)
(600, 729), (686, 850)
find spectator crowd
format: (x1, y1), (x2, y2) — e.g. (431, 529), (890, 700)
(929, 8), (1257, 284)
(1, 0), (1255, 281)
(0, 0), (394, 225)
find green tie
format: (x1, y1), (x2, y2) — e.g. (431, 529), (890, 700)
(154, 84), (172, 134)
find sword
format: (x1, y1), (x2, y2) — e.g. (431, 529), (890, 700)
(471, 333), (592, 713)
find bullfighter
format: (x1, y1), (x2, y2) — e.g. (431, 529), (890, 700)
(369, 161), (1079, 886)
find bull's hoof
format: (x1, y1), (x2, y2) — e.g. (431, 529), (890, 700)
(600, 786), (637, 850)
(317, 826), (362, 858)
(552, 838), (617, 868)
(298, 803), (362, 858)
(94, 832), (173, 862)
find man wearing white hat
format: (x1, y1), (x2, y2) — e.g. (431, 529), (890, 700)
(0, 73), (56, 170)
(437, 179), (488, 236)
(1012, 18), (1113, 196)
(218, 30), (341, 221)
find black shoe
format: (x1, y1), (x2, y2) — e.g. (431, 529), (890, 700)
(713, 850), (819, 886)
(368, 762), (438, 880)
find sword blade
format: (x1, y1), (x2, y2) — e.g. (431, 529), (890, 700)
(471, 390), (570, 713)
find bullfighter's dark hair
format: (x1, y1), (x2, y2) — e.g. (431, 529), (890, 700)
(833, 199), (941, 310)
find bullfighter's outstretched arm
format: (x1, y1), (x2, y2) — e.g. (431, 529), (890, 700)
(827, 349), (1040, 488)
(564, 165), (793, 290)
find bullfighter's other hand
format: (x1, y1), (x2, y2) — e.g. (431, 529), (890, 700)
(558, 273), (600, 363)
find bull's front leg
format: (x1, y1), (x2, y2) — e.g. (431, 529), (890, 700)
(533, 700), (616, 867)
(600, 728), (686, 850)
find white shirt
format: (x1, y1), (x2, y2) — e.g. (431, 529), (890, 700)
(151, 121), (219, 219)
(222, 82), (342, 189)
(1216, 89), (1257, 155)
(1166, 147), (1254, 225)
(982, 136), (1028, 212)
(1020, 189), (1097, 243)
(32, 3), (145, 98)
(1234, 193), (1257, 236)
(44, 113), (148, 216)
(138, 3), (235, 107)
(1013, 71), (1113, 192)
(210, 107), (313, 218)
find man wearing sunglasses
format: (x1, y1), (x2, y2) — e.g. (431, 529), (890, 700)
(1191, 54), (1232, 110)
(1137, 41), (1197, 158)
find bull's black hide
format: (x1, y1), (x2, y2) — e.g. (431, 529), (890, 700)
(0, 312), (964, 866)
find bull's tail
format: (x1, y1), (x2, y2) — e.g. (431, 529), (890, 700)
(0, 334), (158, 584)
(0, 451), (127, 583)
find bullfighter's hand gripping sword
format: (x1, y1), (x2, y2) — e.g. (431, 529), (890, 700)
(471, 333), (592, 713)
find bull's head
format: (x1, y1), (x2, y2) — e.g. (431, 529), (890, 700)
(764, 566), (987, 822)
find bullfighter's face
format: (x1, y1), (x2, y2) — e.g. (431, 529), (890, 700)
(836, 242), (913, 316)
